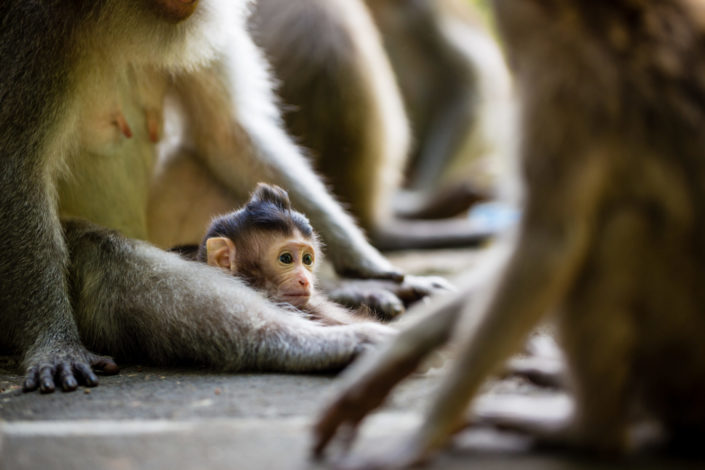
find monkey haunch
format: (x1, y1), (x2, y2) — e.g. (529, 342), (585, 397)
(0, 0), (402, 393)
(198, 183), (371, 325)
(312, 0), (705, 465)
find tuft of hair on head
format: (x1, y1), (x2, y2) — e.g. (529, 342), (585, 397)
(248, 183), (292, 212)
(196, 183), (317, 263)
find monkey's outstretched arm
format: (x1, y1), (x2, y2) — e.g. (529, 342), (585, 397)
(173, 14), (401, 282)
(64, 220), (394, 372)
(311, 245), (506, 457)
(312, 281), (469, 457)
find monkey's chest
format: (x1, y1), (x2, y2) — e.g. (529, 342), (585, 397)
(77, 67), (167, 156)
(57, 68), (168, 240)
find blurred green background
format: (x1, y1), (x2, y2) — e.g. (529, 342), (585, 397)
(469, 0), (494, 31)
(469, 0), (491, 14)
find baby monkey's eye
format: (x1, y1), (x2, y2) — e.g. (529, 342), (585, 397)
(303, 253), (314, 266)
(279, 253), (293, 264)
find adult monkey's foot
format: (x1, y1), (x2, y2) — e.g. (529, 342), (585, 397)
(23, 344), (119, 393)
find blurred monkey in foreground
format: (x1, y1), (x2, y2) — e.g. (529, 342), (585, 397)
(246, 0), (513, 250)
(313, 0), (705, 465)
(198, 183), (372, 325)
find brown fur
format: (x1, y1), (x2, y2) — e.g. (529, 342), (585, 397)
(312, 0), (705, 463)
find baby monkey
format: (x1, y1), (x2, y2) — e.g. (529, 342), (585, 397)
(197, 183), (367, 325)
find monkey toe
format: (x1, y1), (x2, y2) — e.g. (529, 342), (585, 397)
(22, 366), (40, 393)
(57, 362), (79, 391)
(74, 363), (99, 387)
(39, 365), (56, 394)
(397, 275), (454, 302)
(90, 355), (120, 375)
(62, 375), (79, 392)
(366, 293), (405, 320)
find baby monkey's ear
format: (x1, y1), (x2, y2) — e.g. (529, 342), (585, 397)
(206, 237), (237, 273)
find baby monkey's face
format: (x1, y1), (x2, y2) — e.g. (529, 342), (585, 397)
(205, 229), (319, 308)
(263, 236), (317, 308)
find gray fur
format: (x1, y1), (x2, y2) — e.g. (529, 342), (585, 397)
(64, 219), (392, 371)
(0, 2), (98, 391)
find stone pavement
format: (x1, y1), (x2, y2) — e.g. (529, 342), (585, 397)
(1, 248), (703, 470)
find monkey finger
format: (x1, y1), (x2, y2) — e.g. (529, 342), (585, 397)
(312, 398), (362, 458)
(316, 335), (434, 457)
(398, 275), (454, 300)
(56, 362), (78, 391)
(337, 423), (361, 456)
(22, 366), (39, 392)
(74, 363), (99, 387)
(39, 365), (56, 394)
(364, 255), (404, 283)
(365, 292), (404, 320)
(380, 269), (405, 283)
(91, 355), (120, 375)
(313, 370), (402, 457)
(385, 300), (405, 320)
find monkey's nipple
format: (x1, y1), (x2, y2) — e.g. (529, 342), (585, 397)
(112, 112), (133, 139)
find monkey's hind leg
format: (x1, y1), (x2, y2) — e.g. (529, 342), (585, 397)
(63, 219), (395, 373)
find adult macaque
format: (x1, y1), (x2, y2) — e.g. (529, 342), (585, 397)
(313, 0), (705, 465)
(0, 0), (405, 393)
(198, 183), (372, 325)
(246, 0), (512, 249)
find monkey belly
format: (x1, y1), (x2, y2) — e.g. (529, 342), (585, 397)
(58, 112), (158, 240)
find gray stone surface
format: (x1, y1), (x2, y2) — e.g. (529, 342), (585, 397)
(1, 248), (703, 469)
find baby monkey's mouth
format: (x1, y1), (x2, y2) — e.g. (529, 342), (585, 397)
(279, 292), (311, 307)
